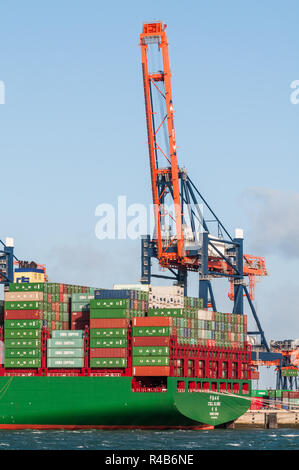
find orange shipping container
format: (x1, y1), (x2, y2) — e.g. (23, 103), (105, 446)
(90, 318), (130, 329)
(132, 317), (172, 327)
(133, 366), (170, 376)
(132, 337), (171, 347)
(5, 310), (42, 320)
(90, 348), (127, 358)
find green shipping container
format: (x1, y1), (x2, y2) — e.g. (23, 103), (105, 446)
(47, 339), (84, 348)
(72, 293), (94, 302)
(4, 358), (41, 368)
(51, 330), (84, 339)
(90, 338), (128, 348)
(251, 390), (268, 397)
(47, 358), (84, 368)
(5, 348), (41, 358)
(5, 301), (42, 310)
(47, 349), (84, 358)
(90, 308), (130, 319)
(4, 329), (41, 339)
(71, 302), (90, 312)
(132, 356), (169, 366)
(148, 308), (183, 317)
(90, 357), (127, 368)
(133, 346), (169, 356)
(4, 320), (42, 330)
(90, 328), (127, 338)
(90, 299), (130, 309)
(4, 339), (41, 349)
(282, 369), (298, 377)
(132, 327), (170, 337)
(8, 283), (45, 292)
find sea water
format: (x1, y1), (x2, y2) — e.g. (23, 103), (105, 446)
(0, 428), (298, 450)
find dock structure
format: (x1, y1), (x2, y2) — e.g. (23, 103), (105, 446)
(235, 410), (299, 428)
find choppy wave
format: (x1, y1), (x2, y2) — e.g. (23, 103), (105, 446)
(0, 428), (297, 450)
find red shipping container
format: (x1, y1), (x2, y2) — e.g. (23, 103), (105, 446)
(132, 337), (170, 347)
(48, 294), (52, 303)
(132, 317), (172, 327)
(133, 366), (170, 376)
(62, 321), (69, 330)
(59, 293), (64, 303)
(5, 310), (42, 320)
(71, 320), (88, 330)
(90, 318), (130, 329)
(51, 320), (56, 330)
(72, 311), (89, 319)
(90, 348), (127, 358)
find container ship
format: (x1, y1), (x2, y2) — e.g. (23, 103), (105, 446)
(0, 280), (251, 429)
(0, 22), (255, 429)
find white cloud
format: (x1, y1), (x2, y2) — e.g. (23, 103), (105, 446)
(244, 188), (299, 258)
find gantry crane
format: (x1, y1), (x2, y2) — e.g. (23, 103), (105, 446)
(0, 238), (16, 285)
(139, 22), (271, 352)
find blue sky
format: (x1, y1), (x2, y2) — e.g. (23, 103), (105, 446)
(1, 1), (299, 386)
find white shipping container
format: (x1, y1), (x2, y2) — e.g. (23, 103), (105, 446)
(149, 285), (184, 297)
(113, 284), (150, 292)
(197, 309), (213, 321)
(4, 291), (44, 302)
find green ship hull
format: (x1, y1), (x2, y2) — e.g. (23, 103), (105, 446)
(0, 376), (250, 428)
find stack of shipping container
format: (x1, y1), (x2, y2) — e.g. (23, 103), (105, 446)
(3, 282), (97, 368)
(250, 389), (299, 411)
(132, 317), (172, 376)
(5, 283), (97, 333)
(71, 292), (95, 330)
(147, 307), (246, 349)
(4, 290), (43, 368)
(47, 330), (85, 368)
(88, 289), (148, 368)
(0, 282), (251, 371)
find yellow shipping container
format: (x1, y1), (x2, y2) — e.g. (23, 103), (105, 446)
(13, 271), (46, 283)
